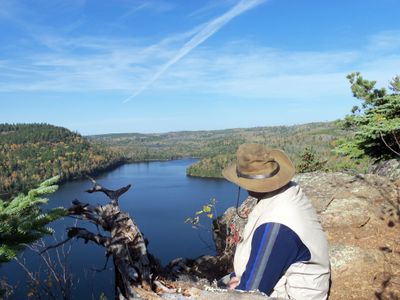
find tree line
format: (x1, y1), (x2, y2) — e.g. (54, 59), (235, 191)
(0, 123), (125, 199)
(187, 73), (400, 178)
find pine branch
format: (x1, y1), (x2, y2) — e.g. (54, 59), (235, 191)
(0, 178), (63, 263)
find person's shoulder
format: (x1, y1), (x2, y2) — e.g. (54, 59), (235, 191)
(278, 181), (302, 199)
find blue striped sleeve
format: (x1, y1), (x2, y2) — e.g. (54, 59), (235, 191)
(236, 222), (311, 295)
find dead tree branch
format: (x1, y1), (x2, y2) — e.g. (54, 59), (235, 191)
(15, 237), (75, 300)
(39, 237), (73, 254)
(380, 131), (400, 156)
(42, 178), (268, 299)
(393, 132), (400, 152)
(85, 176), (131, 206)
(66, 227), (111, 247)
(41, 178), (155, 300)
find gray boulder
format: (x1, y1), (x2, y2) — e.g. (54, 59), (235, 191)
(368, 159), (400, 180)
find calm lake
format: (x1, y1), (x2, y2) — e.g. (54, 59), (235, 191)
(0, 159), (246, 299)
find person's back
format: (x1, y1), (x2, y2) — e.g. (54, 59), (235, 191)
(234, 182), (330, 299)
(222, 143), (330, 299)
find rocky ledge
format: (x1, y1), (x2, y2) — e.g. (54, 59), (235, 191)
(296, 171), (400, 299)
(168, 166), (400, 299)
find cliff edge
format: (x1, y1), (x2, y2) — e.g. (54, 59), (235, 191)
(170, 161), (400, 299)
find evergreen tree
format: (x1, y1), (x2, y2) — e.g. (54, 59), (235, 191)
(297, 147), (325, 173)
(336, 73), (400, 159)
(0, 176), (66, 264)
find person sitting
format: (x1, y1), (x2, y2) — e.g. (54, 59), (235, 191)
(222, 143), (330, 299)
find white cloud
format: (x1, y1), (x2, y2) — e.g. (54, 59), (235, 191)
(0, 8), (399, 104)
(122, 0), (267, 102)
(187, 0), (238, 19)
(367, 30), (400, 53)
(147, 31), (400, 100)
(117, 1), (175, 22)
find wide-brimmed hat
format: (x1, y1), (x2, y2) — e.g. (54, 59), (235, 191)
(222, 143), (295, 193)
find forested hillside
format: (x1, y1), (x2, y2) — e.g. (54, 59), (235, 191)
(90, 121), (353, 178)
(0, 121), (351, 198)
(186, 122), (354, 178)
(0, 123), (125, 199)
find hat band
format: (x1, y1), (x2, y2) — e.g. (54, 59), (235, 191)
(236, 161), (280, 179)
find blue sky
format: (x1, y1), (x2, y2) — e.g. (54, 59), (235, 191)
(1, 0), (400, 135)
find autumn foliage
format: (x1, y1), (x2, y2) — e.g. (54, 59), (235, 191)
(0, 123), (125, 198)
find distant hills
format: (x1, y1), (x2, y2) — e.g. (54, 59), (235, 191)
(0, 123), (125, 199)
(89, 121), (351, 178)
(0, 121), (352, 198)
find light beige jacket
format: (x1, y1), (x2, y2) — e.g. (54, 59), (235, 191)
(234, 182), (330, 299)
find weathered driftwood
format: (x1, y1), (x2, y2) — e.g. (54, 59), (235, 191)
(57, 179), (272, 299)
(66, 178), (157, 299)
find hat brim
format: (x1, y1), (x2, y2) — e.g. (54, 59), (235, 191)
(222, 149), (295, 193)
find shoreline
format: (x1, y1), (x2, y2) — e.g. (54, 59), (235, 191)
(3, 157), (210, 200)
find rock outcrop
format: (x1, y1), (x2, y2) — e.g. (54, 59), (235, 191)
(368, 158), (400, 180)
(200, 171), (400, 299)
(59, 171), (399, 299)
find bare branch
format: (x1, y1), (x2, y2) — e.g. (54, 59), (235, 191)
(67, 227), (111, 248)
(380, 131), (400, 156)
(90, 254), (111, 273)
(85, 177), (131, 205)
(18, 238), (76, 300)
(85, 175), (97, 185)
(393, 132), (400, 151)
(113, 184), (132, 200)
(68, 200), (106, 227)
(14, 256), (57, 300)
(39, 237), (73, 254)
(59, 182), (155, 299)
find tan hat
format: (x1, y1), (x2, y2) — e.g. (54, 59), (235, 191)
(222, 143), (295, 193)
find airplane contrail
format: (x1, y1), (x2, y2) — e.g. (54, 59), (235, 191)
(123, 0), (266, 103)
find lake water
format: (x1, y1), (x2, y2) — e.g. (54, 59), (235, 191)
(0, 159), (246, 299)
